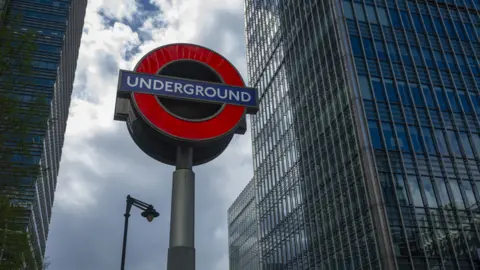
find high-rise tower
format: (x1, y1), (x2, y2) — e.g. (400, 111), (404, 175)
(231, 0), (480, 269)
(0, 0), (87, 266)
(228, 178), (260, 270)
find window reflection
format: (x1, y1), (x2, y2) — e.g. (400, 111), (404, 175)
(359, 76), (372, 100)
(435, 88), (449, 111)
(397, 82), (412, 105)
(382, 123), (397, 150)
(421, 85), (436, 108)
(354, 3), (366, 22)
(343, 1), (354, 19)
(409, 126), (423, 153)
(395, 124), (410, 152)
(380, 173), (396, 205)
(385, 80), (399, 102)
(422, 128), (436, 154)
(434, 130), (449, 155)
(366, 5), (378, 24)
(459, 133), (474, 158)
(460, 180), (476, 208)
(421, 177), (438, 208)
(395, 174), (410, 206)
(448, 180), (465, 209)
(407, 175), (424, 207)
(446, 131), (462, 157)
(435, 178), (451, 207)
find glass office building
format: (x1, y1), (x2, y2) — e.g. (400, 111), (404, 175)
(235, 0), (480, 269)
(228, 178), (261, 270)
(0, 0), (87, 266)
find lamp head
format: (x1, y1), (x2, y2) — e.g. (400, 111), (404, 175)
(141, 207), (160, 222)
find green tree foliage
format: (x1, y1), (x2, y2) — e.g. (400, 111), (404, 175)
(0, 4), (50, 269)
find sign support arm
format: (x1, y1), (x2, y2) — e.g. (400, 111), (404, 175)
(167, 146), (195, 270)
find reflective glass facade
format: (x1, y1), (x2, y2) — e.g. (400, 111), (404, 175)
(345, 0), (480, 268)
(228, 178), (261, 270)
(239, 0), (480, 269)
(0, 0), (87, 265)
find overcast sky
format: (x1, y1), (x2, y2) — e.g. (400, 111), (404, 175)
(44, 0), (252, 269)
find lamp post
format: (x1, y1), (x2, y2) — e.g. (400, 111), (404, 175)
(121, 195), (160, 270)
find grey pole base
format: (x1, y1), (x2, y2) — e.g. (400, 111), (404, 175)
(167, 246), (195, 270)
(167, 147), (195, 270)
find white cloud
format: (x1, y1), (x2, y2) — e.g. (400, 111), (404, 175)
(46, 0), (250, 269)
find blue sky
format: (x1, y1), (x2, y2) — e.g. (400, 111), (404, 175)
(44, 0), (252, 269)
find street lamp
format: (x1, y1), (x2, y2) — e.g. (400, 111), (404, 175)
(121, 195), (160, 270)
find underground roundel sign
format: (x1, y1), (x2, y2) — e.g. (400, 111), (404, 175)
(113, 43), (258, 143)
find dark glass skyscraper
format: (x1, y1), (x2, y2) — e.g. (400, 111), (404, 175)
(231, 0), (480, 269)
(0, 0), (87, 266)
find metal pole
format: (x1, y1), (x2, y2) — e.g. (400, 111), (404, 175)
(167, 146), (195, 270)
(121, 203), (131, 270)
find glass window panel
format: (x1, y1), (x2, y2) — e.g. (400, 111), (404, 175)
(372, 78), (386, 101)
(454, 22), (468, 40)
(471, 134), (480, 155)
(354, 3), (366, 22)
(464, 23), (477, 41)
(388, 42), (400, 62)
(389, 8), (402, 28)
(377, 7), (390, 26)
(410, 47), (423, 66)
(456, 54), (469, 74)
(383, 123), (397, 150)
(363, 38), (375, 58)
(458, 91), (472, 113)
(470, 94), (480, 115)
(434, 50), (447, 70)
(412, 13), (424, 32)
(380, 173), (396, 205)
(446, 90), (461, 112)
(421, 85), (436, 108)
(359, 76), (373, 100)
(400, 11), (412, 30)
(343, 1), (354, 19)
(445, 53), (457, 72)
(422, 177), (438, 208)
(467, 57), (479, 75)
(422, 48), (435, 68)
(449, 180), (465, 209)
(366, 5), (378, 23)
(422, 15), (435, 34)
(447, 131), (462, 157)
(350, 36), (363, 56)
(444, 20), (457, 37)
(408, 176), (424, 207)
(433, 18), (446, 36)
(459, 133), (474, 158)
(435, 88), (449, 111)
(462, 180), (476, 208)
(369, 121), (383, 149)
(422, 128), (436, 154)
(395, 174), (410, 206)
(375, 41), (387, 60)
(434, 129), (449, 155)
(398, 82), (413, 106)
(400, 45), (412, 65)
(410, 84), (424, 106)
(435, 178), (451, 207)
(409, 126), (424, 153)
(395, 124), (411, 152)
(385, 80), (399, 103)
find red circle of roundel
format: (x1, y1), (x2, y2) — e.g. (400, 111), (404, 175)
(132, 44), (246, 141)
